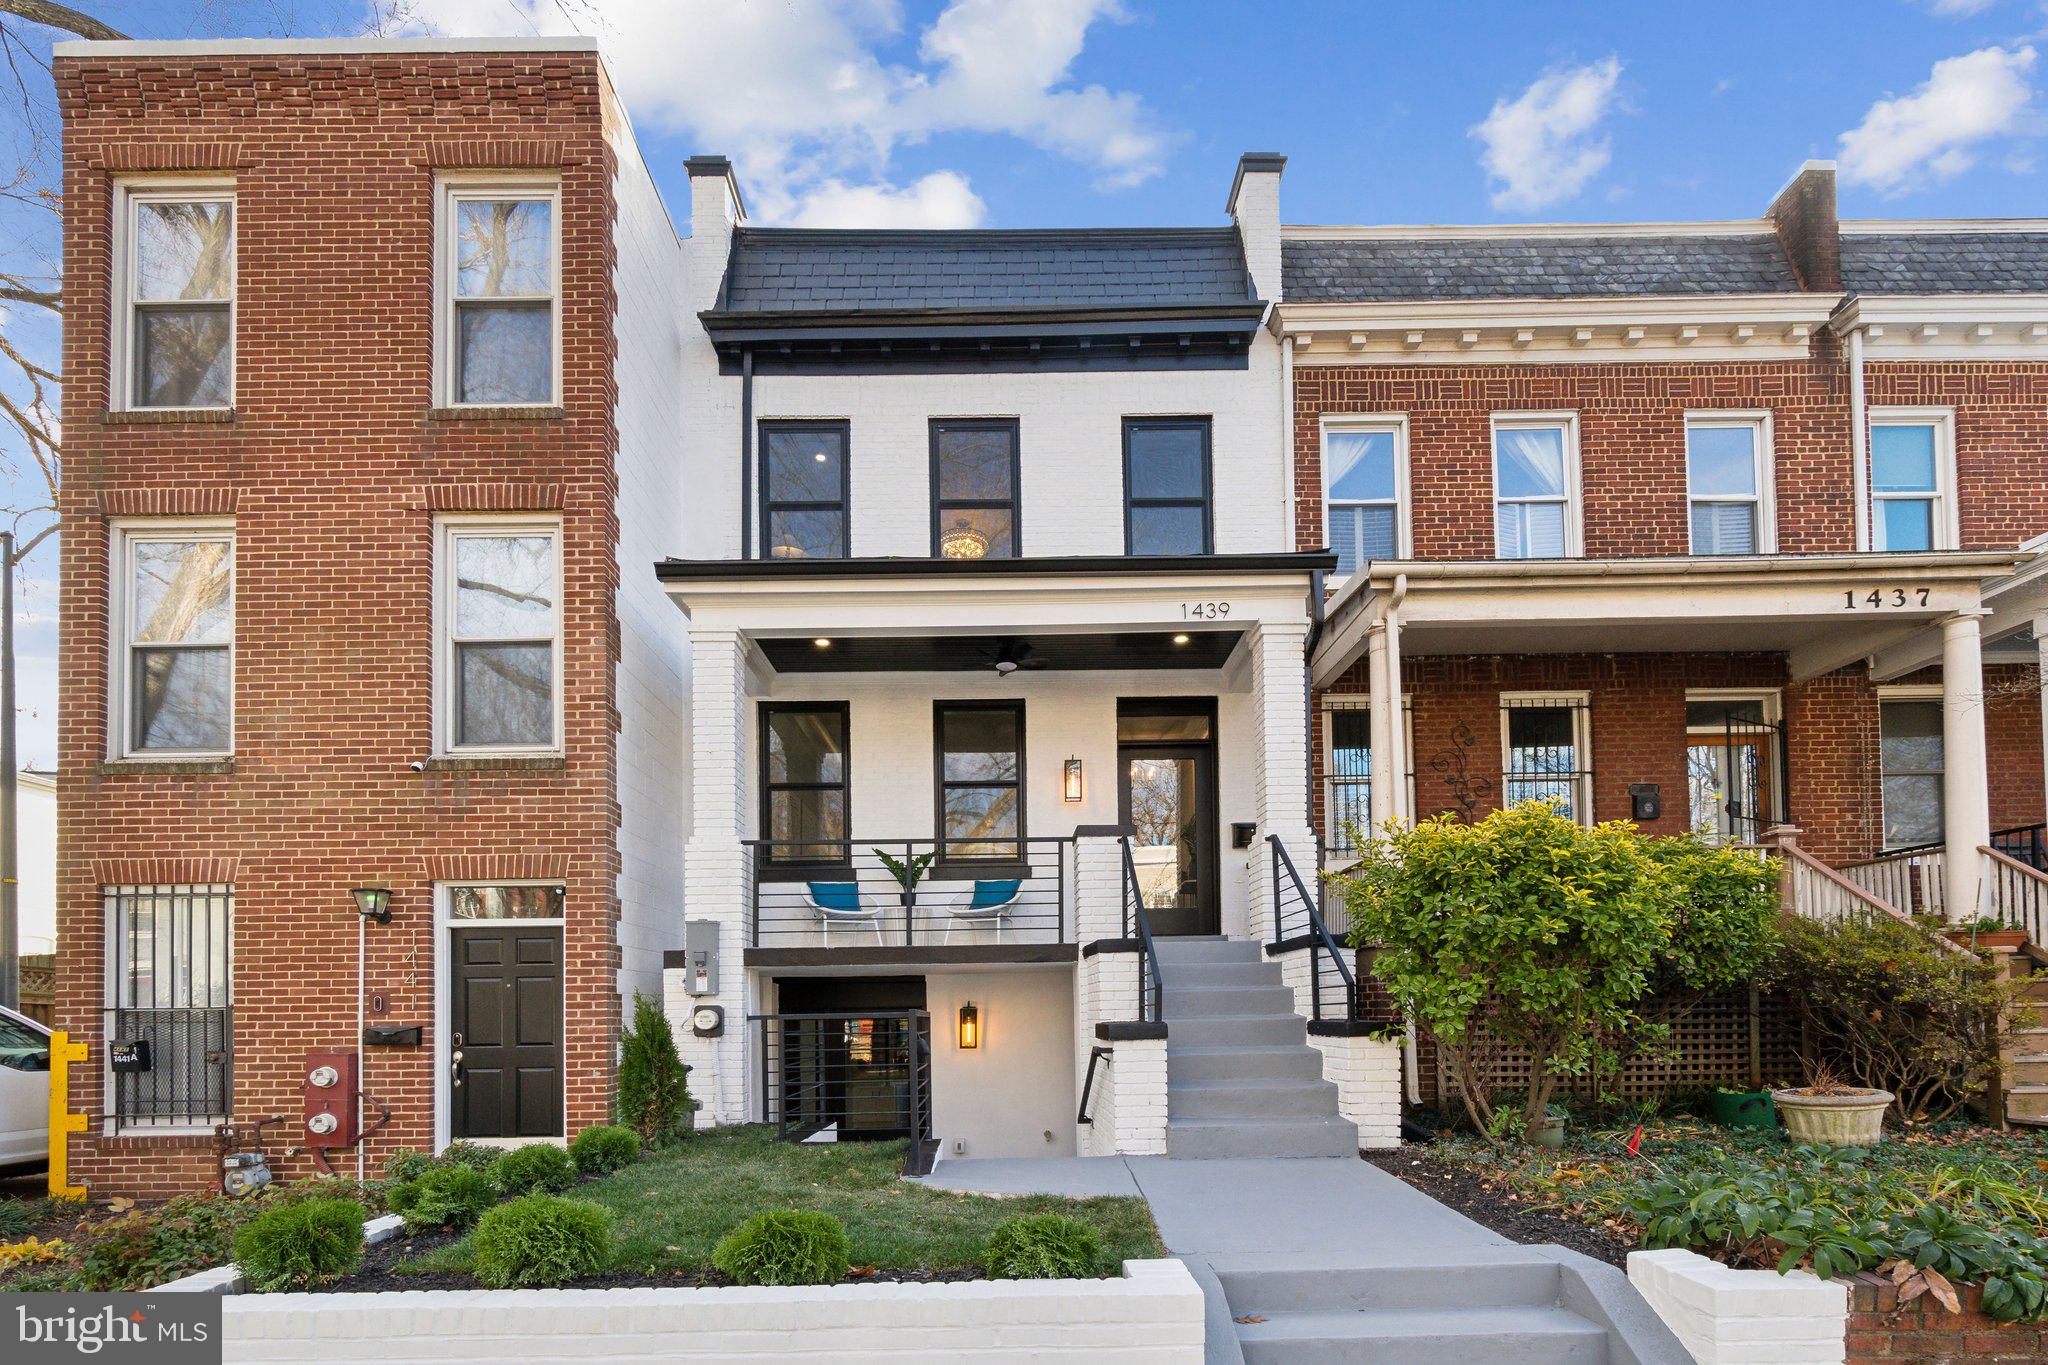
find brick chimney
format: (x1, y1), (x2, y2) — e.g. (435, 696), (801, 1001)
(685, 154), (746, 314)
(1765, 160), (1840, 293)
(1227, 152), (1287, 302)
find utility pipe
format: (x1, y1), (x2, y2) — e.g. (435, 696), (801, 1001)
(356, 906), (366, 1181)
(739, 346), (755, 559)
(1849, 326), (1870, 553)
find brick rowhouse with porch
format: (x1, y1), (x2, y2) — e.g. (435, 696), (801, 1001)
(52, 37), (686, 1196)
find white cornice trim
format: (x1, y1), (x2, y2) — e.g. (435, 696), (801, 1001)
(1280, 220), (1775, 242)
(1841, 218), (2048, 235)
(1278, 294), (1833, 363)
(1831, 294), (2048, 358)
(53, 37), (600, 57)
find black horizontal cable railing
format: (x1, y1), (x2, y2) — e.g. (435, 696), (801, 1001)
(1268, 835), (1358, 1024)
(750, 1010), (935, 1175)
(746, 838), (1070, 949)
(1119, 838), (1164, 1025)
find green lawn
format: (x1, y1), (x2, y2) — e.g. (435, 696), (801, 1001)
(412, 1126), (1163, 1279)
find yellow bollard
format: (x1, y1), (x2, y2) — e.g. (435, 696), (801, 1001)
(46, 1030), (88, 1201)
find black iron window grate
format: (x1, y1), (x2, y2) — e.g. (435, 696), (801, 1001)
(1502, 695), (1592, 823)
(105, 883), (232, 1126)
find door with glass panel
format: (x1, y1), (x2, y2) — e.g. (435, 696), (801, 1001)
(1880, 700), (1944, 849)
(1684, 697), (1781, 843)
(1117, 702), (1219, 936)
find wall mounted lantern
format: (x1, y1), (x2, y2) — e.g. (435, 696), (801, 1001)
(351, 886), (394, 924)
(1063, 757), (1084, 803)
(958, 1001), (980, 1050)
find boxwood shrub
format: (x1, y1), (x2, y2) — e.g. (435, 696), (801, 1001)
(983, 1213), (1103, 1279)
(232, 1198), (365, 1292)
(711, 1209), (850, 1286)
(469, 1196), (613, 1288)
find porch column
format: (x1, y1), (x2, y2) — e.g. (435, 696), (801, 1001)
(1366, 622), (1395, 838)
(1246, 620), (1314, 943)
(1942, 611), (1992, 922)
(675, 627), (753, 1123)
(2036, 610), (2048, 834)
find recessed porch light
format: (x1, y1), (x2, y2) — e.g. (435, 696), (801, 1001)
(813, 638), (832, 648)
(1172, 634), (1190, 645)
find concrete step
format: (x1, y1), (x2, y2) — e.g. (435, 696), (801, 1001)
(1210, 1251), (1564, 1314)
(1164, 1013), (1309, 1048)
(1164, 984), (1299, 1018)
(2007, 1084), (2048, 1122)
(1169, 1076), (1343, 1120)
(1153, 937), (1264, 964)
(1233, 1306), (1607, 1363)
(1167, 959), (1286, 988)
(2007, 1054), (2048, 1086)
(1168, 1044), (1329, 1084)
(1166, 1114), (1359, 1159)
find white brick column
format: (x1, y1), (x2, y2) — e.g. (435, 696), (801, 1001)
(674, 627), (752, 1123)
(1084, 1036), (1167, 1157)
(1942, 610), (1991, 922)
(1074, 832), (1129, 946)
(1245, 620), (1315, 944)
(1307, 1034), (1402, 1149)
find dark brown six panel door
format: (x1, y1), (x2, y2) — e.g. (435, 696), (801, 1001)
(451, 926), (563, 1139)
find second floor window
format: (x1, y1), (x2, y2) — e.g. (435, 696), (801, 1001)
(1493, 416), (1577, 559)
(761, 422), (850, 559)
(439, 519), (561, 753)
(1124, 417), (1213, 556)
(440, 180), (559, 407)
(931, 420), (1020, 559)
(1869, 412), (1955, 553)
(1687, 416), (1769, 555)
(117, 184), (234, 410)
(1323, 421), (1403, 573)
(113, 525), (234, 757)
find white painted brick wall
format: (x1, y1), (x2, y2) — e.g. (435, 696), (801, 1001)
(1104, 1038), (1169, 1157)
(1306, 1033), (1402, 1150)
(220, 1259), (1205, 1363)
(1627, 1248), (1847, 1365)
(675, 628), (752, 1123)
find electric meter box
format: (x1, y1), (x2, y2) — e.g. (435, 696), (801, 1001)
(683, 919), (719, 997)
(302, 1049), (360, 1149)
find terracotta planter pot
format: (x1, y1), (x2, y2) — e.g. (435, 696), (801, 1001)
(1771, 1088), (1892, 1146)
(1946, 928), (2028, 953)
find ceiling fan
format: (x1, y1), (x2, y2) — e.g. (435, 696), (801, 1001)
(984, 640), (1050, 676)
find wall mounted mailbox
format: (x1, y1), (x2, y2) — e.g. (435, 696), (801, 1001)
(362, 1025), (422, 1048)
(1630, 784), (1662, 822)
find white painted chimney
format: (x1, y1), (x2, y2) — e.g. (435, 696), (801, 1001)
(1226, 152), (1287, 303)
(684, 155), (745, 315)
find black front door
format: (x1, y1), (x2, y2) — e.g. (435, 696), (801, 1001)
(1119, 740), (1220, 936)
(452, 926), (563, 1139)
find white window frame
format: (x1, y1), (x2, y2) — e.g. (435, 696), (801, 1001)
(1320, 415), (1410, 575)
(1876, 683), (1946, 850)
(1490, 412), (1582, 559)
(110, 179), (237, 413)
(433, 515), (565, 757)
(434, 174), (563, 410)
(107, 520), (235, 761)
(1498, 689), (1593, 826)
(1867, 407), (1958, 553)
(431, 880), (569, 1152)
(1684, 411), (1776, 555)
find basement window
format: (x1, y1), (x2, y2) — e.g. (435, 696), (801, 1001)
(114, 182), (235, 411)
(437, 177), (561, 407)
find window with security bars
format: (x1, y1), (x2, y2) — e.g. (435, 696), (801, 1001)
(1321, 699), (1416, 853)
(105, 884), (232, 1126)
(1501, 697), (1591, 825)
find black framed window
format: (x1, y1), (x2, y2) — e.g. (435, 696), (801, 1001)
(1124, 418), (1212, 555)
(760, 421), (849, 560)
(935, 701), (1024, 862)
(931, 419), (1020, 559)
(761, 703), (849, 862)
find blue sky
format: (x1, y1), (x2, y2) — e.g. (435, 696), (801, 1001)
(0, 0), (2044, 765)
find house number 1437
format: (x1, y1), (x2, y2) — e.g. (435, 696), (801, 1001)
(1843, 587), (1931, 609)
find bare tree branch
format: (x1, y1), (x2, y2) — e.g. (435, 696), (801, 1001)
(0, 1), (126, 42)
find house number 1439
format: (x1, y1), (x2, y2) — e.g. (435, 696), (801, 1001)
(1843, 587), (1931, 609)
(1182, 601), (1231, 619)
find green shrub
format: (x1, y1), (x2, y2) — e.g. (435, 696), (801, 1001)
(490, 1143), (575, 1196)
(439, 1140), (502, 1172)
(568, 1124), (642, 1176)
(711, 1209), (850, 1286)
(982, 1213), (1103, 1279)
(618, 993), (693, 1145)
(382, 1149), (437, 1183)
(70, 1195), (242, 1291)
(232, 1199), (364, 1292)
(1762, 913), (2015, 1122)
(387, 1164), (494, 1233)
(469, 1196), (613, 1288)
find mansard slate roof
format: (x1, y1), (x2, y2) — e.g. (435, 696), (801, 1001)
(1280, 233), (1803, 302)
(1840, 232), (2048, 295)
(712, 226), (1259, 316)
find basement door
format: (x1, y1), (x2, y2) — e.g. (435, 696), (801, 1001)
(451, 925), (564, 1139)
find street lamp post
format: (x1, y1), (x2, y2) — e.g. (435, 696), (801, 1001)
(0, 530), (18, 1011)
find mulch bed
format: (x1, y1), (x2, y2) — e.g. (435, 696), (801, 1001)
(1362, 1147), (1633, 1270)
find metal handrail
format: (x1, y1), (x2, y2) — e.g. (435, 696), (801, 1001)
(1268, 835), (1358, 1022)
(1076, 1044), (1113, 1125)
(1119, 838), (1165, 1024)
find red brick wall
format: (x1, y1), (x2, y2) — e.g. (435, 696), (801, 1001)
(55, 51), (622, 1197)
(1850, 1273), (2048, 1363)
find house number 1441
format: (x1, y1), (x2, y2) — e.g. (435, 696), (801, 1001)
(1843, 587), (1931, 609)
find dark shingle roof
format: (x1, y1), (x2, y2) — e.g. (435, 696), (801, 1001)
(1281, 234), (1802, 302)
(1841, 232), (2048, 295)
(716, 226), (1257, 315)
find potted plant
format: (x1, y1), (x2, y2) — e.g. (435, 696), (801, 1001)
(1945, 915), (2029, 954)
(1527, 1102), (1568, 1150)
(1772, 1068), (1892, 1146)
(873, 848), (936, 911)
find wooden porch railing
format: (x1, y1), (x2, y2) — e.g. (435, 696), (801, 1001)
(1837, 844), (1945, 921)
(1981, 845), (2048, 948)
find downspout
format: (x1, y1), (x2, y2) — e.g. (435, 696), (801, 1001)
(1304, 566), (1325, 849)
(1848, 326), (1870, 553)
(740, 346), (755, 559)
(1280, 331), (1297, 553)
(1382, 572), (1419, 1106)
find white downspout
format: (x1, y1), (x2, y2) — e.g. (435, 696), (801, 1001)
(1279, 331), (1297, 553)
(1849, 326), (1870, 553)
(1383, 574), (1410, 825)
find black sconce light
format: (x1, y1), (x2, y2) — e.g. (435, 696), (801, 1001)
(351, 886), (394, 924)
(958, 1001), (980, 1050)
(1063, 757), (1084, 803)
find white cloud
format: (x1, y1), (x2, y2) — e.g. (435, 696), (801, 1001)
(1838, 44), (2037, 192)
(1469, 57), (1624, 212)
(786, 172), (987, 228)
(393, 0), (1169, 225)
(1914, 0), (2002, 16)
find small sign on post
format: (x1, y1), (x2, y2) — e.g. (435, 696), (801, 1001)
(47, 1029), (88, 1200)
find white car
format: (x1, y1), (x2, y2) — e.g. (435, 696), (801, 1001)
(0, 1003), (50, 1170)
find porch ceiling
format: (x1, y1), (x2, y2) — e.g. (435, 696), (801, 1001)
(761, 629), (1243, 673)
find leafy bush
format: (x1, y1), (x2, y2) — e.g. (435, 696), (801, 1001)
(0, 1236), (69, 1272)
(711, 1209), (850, 1286)
(232, 1199), (365, 1292)
(1762, 913), (2015, 1122)
(62, 1181), (380, 1292)
(568, 1124), (642, 1176)
(382, 1148), (437, 1183)
(618, 993), (694, 1145)
(469, 1196), (613, 1288)
(388, 1164), (495, 1233)
(489, 1143), (575, 1196)
(1336, 804), (1781, 1141)
(439, 1140), (502, 1172)
(982, 1213), (1102, 1279)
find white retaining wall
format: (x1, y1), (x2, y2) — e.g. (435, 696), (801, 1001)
(1627, 1248), (1847, 1365)
(220, 1258), (1205, 1363)
(1306, 1032), (1402, 1149)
